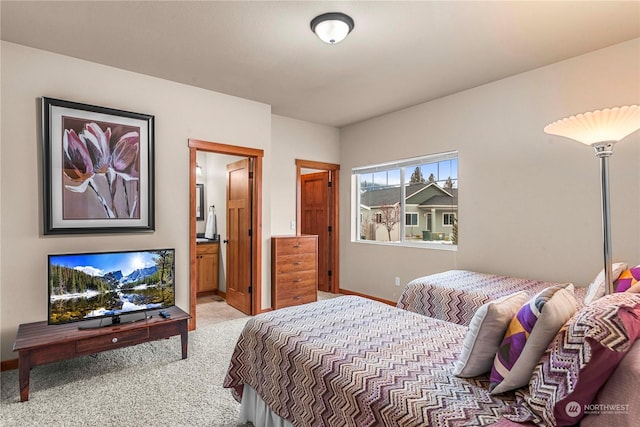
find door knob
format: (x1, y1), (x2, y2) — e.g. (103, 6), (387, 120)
(223, 239), (229, 244)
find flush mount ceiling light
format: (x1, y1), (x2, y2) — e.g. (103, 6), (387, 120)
(310, 12), (354, 44)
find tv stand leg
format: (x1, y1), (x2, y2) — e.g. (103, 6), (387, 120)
(180, 321), (188, 359)
(18, 351), (30, 402)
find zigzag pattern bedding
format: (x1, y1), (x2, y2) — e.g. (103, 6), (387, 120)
(506, 292), (640, 426)
(223, 296), (517, 427)
(397, 270), (586, 326)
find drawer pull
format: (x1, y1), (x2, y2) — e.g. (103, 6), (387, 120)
(112, 337), (118, 343)
(293, 262), (301, 265)
(293, 244), (301, 248)
(294, 296), (301, 300)
(294, 278), (302, 283)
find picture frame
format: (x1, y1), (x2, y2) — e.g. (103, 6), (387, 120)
(42, 97), (155, 234)
(196, 184), (205, 221)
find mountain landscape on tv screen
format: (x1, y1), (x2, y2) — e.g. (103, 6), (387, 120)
(48, 250), (175, 324)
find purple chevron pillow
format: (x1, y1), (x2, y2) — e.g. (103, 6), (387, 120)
(614, 265), (640, 292)
(521, 292), (640, 426)
(454, 291), (529, 377)
(489, 284), (576, 394)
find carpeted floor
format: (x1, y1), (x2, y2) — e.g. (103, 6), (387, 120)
(1, 292), (344, 426)
(0, 317), (250, 427)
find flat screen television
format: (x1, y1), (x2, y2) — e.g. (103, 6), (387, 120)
(48, 248), (175, 328)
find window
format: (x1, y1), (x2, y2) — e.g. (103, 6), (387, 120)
(443, 213), (455, 226)
(405, 213), (418, 226)
(353, 151), (458, 247)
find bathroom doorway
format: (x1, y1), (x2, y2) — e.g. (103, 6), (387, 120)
(188, 139), (263, 331)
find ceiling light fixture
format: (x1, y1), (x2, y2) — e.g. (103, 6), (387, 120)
(310, 12), (354, 44)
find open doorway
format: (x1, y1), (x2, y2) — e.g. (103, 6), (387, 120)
(296, 159), (340, 294)
(193, 151), (248, 327)
(188, 139), (263, 331)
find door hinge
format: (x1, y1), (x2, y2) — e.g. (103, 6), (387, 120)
(249, 171), (254, 179)
(328, 270), (332, 277)
(248, 286), (252, 294)
(328, 226), (332, 233)
(248, 228), (252, 236)
(328, 181), (332, 187)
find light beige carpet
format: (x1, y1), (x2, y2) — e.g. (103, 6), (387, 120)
(1, 292), (345, 427)
(1, 317), (250, 426)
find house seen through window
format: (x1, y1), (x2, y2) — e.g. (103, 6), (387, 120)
(353, 151), (458, 247)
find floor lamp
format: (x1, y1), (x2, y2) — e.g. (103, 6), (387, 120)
(544, 105), (640, 295)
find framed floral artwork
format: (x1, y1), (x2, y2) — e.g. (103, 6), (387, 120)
(42, 97), (155, 234)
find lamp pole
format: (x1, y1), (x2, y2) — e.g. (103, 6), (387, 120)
(594, 142), (615, 294)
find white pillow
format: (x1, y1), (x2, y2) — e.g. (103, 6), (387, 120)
(454, 291), (529, 377)
(584, 262), (628, 304)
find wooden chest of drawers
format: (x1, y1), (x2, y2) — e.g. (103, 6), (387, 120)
(271, 235), (318, 309)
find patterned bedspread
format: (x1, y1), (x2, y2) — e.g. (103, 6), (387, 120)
(396, 270), (586, 326)
(223, 296), (518, 427)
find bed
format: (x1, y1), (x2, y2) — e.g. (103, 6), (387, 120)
(224, 271), (637, 427)
(224, 296), (519, 426)
(396, 270), (586, 325)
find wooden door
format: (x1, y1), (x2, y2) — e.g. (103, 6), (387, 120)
(300, 171), (330, 292)
(225, 158), (252, 314)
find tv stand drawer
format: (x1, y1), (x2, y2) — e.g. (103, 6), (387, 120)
(76, 328), (149, 353)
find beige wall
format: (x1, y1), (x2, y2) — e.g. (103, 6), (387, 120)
(340, 39), (640, 302)
(0, 42), (341, 361)
(270, 114), (340, 235)
(0, 41), (272, 360)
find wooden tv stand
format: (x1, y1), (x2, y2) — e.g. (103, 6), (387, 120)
(12, 306), (190, 401)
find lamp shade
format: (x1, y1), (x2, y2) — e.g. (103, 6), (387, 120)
(544, 105), (640, 146)
(310, 12), (354, 44)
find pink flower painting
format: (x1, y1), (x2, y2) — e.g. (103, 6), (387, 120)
(61, 117), (141, 220)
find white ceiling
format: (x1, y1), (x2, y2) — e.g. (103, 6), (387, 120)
(1, 1), (639, 127)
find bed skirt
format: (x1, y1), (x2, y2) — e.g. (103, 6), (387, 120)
(240, 384), (293, 427)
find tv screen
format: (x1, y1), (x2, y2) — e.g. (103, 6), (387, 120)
(48, 248), (175, 325)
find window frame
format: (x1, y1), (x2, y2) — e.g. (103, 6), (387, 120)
(405, 212), (418, 226)
(443, 212), (455, 227)
(352, 151), (458, 250)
